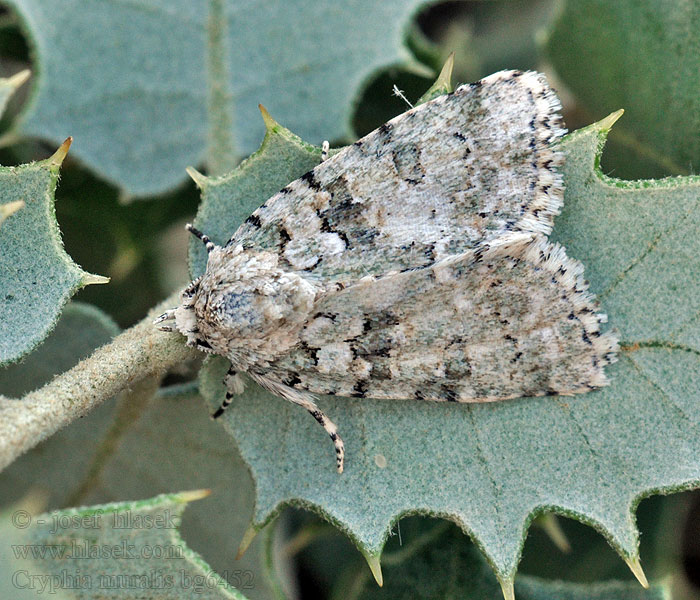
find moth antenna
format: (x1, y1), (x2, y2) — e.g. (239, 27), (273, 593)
(186, 223), (217, 253)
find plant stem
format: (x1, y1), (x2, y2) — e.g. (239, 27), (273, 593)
(0, 291), (198, 473)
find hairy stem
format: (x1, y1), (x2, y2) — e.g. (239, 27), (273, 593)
(0, 291), (197, 473)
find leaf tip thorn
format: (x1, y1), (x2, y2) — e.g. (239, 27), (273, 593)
(437, 52), (455, 87)
(625, 555), (649, 588)
(186, 166), (207, 188)
(500, 578), (515, 600)
(81, 273), (110, 287)
(598, 109), (624, 132)
(177, 489), (211, 503)
(258, 104), (278, 131)
(364, 553), (383, 587)
(236, 524), (258, 559)
(7, 69), (31, 89)
(50, 137), (73, 167)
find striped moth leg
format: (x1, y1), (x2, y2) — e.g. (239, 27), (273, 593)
(212, 366), (245, 419)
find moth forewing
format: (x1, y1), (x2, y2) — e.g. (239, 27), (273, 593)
(157, 70), (618, 474)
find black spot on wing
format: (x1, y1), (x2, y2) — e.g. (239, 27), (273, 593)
(319, 213), (351, 248)
(377, 122), (393, 139)
(245, 214), (262, 228)
(286, 373), (302, 387)
(299, 341), (319, 365)
(313, 312), (338, 322)
(351, 380), (370, 398)
(441, 386), (458, 402)
(278, 226), (291, 245)
(300, 170), (321, 191)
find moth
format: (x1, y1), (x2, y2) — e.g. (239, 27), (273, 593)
(156, 70), (618, 473)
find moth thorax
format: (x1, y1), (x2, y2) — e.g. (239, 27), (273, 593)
(182, 247), (318, 358)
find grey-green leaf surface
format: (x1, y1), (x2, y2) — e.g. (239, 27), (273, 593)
(0, 308), (285, 600)
(0, 302), (119, 398)
(195, 108), (700, 588)
(0, 71), (30, 228)
(0, 301), (120, 510)
(352, 519), (666, 600)
(545, 0), (700, 178)
(188, 109), (323, 277)
(0, 145), (107, 366)
(0, 491), (246, 599)
(6, 0), (430, 197)
(76, 387), (291, 600)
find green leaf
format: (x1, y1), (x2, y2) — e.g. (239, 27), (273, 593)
(0, 491), (247, 599)
(0, 70), (31, 228)
(73, 387), (293, 600)
(1, 304), (291, 600)
(0, 298), (291, 598)
(351, 519), (667, 600)
(545, 0), (700, 178)
(196, 105), (700, 589)
(0, 140), (108, 366)
(553, 112), (700, 348)
(6, 0), (431, 197)
(188, 107), (322, 277)
(0, 302), (119, 397)
(0, 358), (291, 600)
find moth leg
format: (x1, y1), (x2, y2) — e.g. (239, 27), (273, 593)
(153, 309), (176, 332)
(247, 372), (344, 473)
(212, 366), (245, 419)
(321, 140), (329, 162)
(289, 392), (345, 474)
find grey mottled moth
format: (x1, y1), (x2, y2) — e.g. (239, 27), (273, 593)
(155, 70), (618, 473)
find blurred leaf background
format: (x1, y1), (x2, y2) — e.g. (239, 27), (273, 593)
(0, 1), (699, 598)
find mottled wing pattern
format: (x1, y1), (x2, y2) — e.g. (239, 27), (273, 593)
(231, 71), (566, 283)
(266, 235), (618, 402)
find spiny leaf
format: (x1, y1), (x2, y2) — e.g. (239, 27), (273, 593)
(188, 106), (323, 277)
(0, 139), (108, 366)
(1, 348), (287, 598)
(0, 491), (247, 599)
(6, 0), (432, 197)
(195, 101), (700, 590)
(353, 519), (667, 600)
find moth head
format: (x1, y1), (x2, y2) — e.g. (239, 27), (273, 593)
(156, 224), (317, 359)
